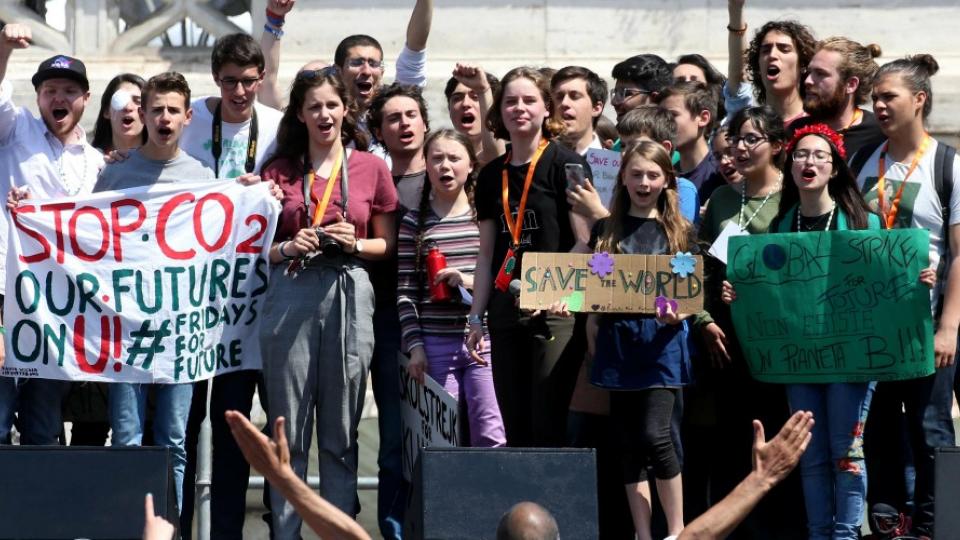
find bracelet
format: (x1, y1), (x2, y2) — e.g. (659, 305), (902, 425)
(263, 23), (284, 39)
(467, 314), (483, 326)
(727, 23), (747, 36)
(265, 8), (286, 25)
(0, 325), (5, 335)
(278, 241), (294, 259)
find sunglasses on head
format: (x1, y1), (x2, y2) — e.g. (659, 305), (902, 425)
(296, 66), (340, 81)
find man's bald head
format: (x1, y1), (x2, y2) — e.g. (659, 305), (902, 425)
(496, 502), (560, 540)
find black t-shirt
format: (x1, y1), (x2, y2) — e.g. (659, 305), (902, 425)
(680, 152), (726, 202)
(588, 215), (701, 255)
(476, 141), (591, 278)
(790, 109), (886, 164)
(770, 209), (840, 233)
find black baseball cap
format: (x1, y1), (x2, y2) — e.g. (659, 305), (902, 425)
(32, 55), (89, 92)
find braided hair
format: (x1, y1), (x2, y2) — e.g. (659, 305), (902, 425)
(413, 129), (479, 299)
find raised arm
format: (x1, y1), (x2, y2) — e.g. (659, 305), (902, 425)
(395, 0), (433, 87)
(0, 24), (31, 143)
(258, 0), (296, 110)
(726, 0), (747, 88)
(679, 411), (813, 539)
(405, 0), (433, 52)
(0, 23), (31, 84)
(225, 412), (371, 540)
(452, 63), (505, 164)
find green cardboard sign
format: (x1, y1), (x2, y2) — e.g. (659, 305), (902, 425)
(728, 229), (934, 383)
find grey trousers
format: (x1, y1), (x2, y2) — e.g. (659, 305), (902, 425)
(260, 259), (375, 538)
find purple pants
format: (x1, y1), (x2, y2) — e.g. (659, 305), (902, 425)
(422, 333), (506, 447)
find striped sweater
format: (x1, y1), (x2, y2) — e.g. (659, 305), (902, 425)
(396, 205), (482, 353)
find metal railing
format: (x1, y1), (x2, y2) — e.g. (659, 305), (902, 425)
(248, 476), (379, 490)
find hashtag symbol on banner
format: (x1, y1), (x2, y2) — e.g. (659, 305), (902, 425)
(126, 320), (172, 370)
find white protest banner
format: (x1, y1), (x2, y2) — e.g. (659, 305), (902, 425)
(585, 148), (621, 207)
(2, 181), (279, 384)
(399, 357), (459, 482)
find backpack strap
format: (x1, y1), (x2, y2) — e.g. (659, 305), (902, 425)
(849, 139), (884, 178)
(933, 141), (956, 318)
(934, 142), (956, 243)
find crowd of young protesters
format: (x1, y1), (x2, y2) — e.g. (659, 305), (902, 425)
(0, 0), (958, 538)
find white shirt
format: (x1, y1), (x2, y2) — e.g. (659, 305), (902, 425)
(856, 138), (960, 305)
(180, 97), (283, 178)
(0, 80), (103, 295)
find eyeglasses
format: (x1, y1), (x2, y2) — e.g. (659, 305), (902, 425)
(610, 87), (650, 101)
(792, 149), (833, 164)
(218, 76), (262, 91)
(712, 148), (734, 161)
(345, 57), (385, 70)
(728, 133), (767, 147)
(296, 66), (340, 81)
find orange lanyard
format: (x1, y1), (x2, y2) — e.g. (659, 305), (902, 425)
(877, 134), (930, 229)
(305, 150), (343, 226)
(501, 139), (549, 246)
(845, 108), (863, 130)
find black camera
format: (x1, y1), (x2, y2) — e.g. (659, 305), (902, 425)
(315, 226), (342, 258)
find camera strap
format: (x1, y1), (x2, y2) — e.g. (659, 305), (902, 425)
(303, 147), (348, 226)
(212, 101), (258, 178)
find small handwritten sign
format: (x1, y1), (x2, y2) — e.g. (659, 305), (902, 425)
(585, 148), (620, 207)
(728, 229), (934, 383)
(519, 252), (703, 313)
(399, 358), (459, 482)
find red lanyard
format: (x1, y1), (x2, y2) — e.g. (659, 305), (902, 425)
(501, 139), (549, 246)
(877, 134), (930, 229)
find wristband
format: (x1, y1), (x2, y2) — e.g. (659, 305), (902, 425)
(265, 8), (286, 25)
(468, 314), (482, 326)
(263, 23), (284, 39)
(278, 241), (294, 259)
(0, 325), (5, 335)
(727, 23), (747, 36)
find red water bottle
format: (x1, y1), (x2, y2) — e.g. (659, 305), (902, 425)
(426, 242), (453, 302)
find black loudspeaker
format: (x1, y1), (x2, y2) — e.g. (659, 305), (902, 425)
(0, 446), (177, 539)
(404, 447), (598, 540)
(935, 446), (960, 538)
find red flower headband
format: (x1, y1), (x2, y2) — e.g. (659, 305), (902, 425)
(786, 123), (847, 160)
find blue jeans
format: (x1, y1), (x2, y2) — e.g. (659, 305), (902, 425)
(787, 382), (875, 539)
(109, 382), (194, 513)
(371, 302), (406, 540)
(0, 377), (70, 445)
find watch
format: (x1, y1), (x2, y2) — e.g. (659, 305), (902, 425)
(354, 239), (364, 254)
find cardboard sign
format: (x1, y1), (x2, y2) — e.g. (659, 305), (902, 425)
(728, 229), (934, 383)
(399, 357), (459, 482)
(519, 252), (703, 314)
(2, 181), (279, 383)
(585, 148), (620, 207)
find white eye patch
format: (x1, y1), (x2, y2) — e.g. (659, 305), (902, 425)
(110, 90), (133, 112)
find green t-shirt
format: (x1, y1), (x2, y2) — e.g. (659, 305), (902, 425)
(700, 184), (782, 243)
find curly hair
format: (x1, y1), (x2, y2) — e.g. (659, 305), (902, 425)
(368, 83), (431, 139)
(745, 21), (817, 105)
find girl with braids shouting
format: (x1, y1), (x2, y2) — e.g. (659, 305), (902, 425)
(396, 129), (506, 447)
